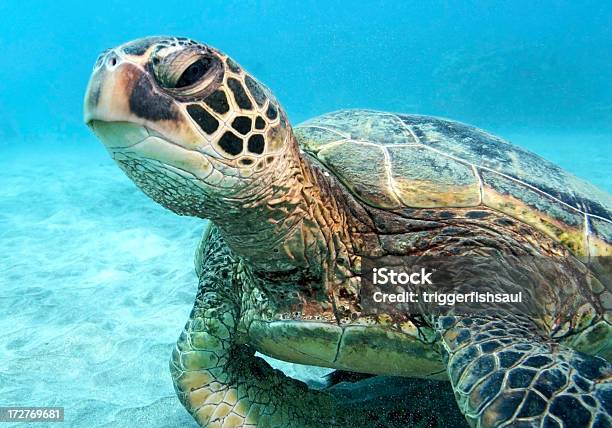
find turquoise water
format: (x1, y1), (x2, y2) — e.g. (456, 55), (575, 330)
(1, 1), (611, 427)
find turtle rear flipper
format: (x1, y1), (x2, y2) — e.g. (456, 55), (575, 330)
(437, 313), (612, 427)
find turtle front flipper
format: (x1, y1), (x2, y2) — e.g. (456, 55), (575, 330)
(171, 302), (340, 427)
(171, 226), (342, 427)
(437, 313), (612, 427)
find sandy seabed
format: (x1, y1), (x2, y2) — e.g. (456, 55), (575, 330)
(0, 133), (609, 427)
(0, 143), (332, 427)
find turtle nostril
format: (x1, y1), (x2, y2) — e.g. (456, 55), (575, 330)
(106, 52), (119, 68)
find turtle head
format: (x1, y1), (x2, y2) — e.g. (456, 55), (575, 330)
(84, 36), (292, 218)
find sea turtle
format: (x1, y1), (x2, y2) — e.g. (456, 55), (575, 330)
(84, 36), (611, 427)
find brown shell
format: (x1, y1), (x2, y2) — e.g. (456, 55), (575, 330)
(295, 109), (612, 260)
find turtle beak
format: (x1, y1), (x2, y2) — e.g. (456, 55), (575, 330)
(83, 42), (197, 151)
(85, 49), (121, 124)
(84, 50), (147, 149)
(84, 49), (145, 132)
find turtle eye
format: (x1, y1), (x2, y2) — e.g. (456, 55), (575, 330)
(175, 57), (212, 88)
(152, 49), (217, 90)
(151, 47), (223, 97)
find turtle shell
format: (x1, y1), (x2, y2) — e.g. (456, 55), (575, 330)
(295, 109), (612, 259)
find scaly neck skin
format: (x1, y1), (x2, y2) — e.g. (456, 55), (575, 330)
(112, 130), (356, 281)
(208, 136), (356, 279)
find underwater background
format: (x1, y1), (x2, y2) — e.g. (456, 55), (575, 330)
(1, 1), (611, 426)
